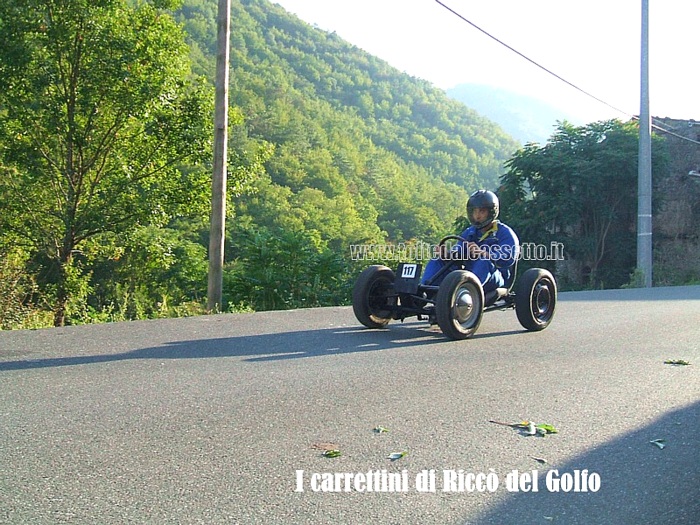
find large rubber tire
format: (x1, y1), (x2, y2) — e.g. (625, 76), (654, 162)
(515, 268), (557, 331)
(435, 270), (484, 340)
(352, 265), (396, 328)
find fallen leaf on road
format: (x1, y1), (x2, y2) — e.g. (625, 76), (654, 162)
(323, 449), (342, 458)
(520, 422), (558, 437)
(536, 423), (559, 435)
(490, 420), (558, 436)
(522, 422), (538, 436)
(664, 359), (691, 366)
(649, 439), (666, 450)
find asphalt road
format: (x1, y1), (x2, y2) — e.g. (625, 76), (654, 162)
(1, 286), (699, 525)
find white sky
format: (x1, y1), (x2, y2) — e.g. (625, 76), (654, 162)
(272, 0), (700, 124)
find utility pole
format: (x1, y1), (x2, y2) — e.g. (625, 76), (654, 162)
(207, 0), (231, 312)
(637, 0), (652, 287)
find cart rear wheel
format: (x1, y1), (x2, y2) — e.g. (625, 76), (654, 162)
(515, 268), (557, 331)
(352, 265), (395, 328)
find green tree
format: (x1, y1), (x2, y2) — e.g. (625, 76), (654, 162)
(0, 0), (212, 325)
(500, 119), (669, 288)
(86, 225), (209, 320)
(224, 225), (352, 311)
(0, 243), (38, 329)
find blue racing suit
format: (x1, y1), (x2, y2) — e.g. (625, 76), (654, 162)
(421, 221), (520, 292)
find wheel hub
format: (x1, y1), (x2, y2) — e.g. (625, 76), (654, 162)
(534, 284), (551, 315)
(454, 289), (474, 323)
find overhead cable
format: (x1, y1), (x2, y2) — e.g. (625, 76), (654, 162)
(434, 0), (700, 146)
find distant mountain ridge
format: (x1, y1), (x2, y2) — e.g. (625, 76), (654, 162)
(446, 84), (577, 144)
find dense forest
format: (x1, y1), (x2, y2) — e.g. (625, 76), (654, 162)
(0, 0), (520, 327)
(186, 0), (525, 311)
(0, 0), (692, 329)
(188, 0), (520, 239)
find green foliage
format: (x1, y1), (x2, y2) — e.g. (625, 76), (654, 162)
(189, 0), (517, 242)
(500, 119), (669, 289)
(0, 0), (522, 328)
(0, 0), (213, 325)
(176, 0), (518, 313)
(87, 225), (209, 319)
(224, 225), (353, 311)
(621, 268), (646, 289)
(0, 245), (37, 329)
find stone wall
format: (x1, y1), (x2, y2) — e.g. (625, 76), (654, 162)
(654, 118), (700, 285)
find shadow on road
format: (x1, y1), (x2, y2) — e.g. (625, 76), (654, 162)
(0, 321), (525, 372)
(468, 400), (700, 525)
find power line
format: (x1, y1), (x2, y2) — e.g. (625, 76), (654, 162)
(648, 118), (700, 146)
(433, 1), (630, 116)
(434, 0), (700, 147)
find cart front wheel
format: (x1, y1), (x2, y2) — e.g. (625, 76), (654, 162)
(435, 270), (484, 340)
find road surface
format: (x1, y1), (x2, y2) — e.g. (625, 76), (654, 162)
(1, 286), (699, 524)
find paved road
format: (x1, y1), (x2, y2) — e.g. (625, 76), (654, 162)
(1, 286), (699, 525)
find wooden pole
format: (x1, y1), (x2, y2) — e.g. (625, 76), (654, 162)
(207, 0), (231, 312)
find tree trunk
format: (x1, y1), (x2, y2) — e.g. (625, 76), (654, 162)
(53, 266), (68, 327)
(53, 240), (74, 327)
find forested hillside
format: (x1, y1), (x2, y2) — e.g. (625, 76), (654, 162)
(0, 0), (519, 327)
(1, 0), (692, 329)
(177, 0), (522, 310)
(178, 0), (518, 241)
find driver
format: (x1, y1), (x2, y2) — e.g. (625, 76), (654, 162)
(420, 190), (520, 293)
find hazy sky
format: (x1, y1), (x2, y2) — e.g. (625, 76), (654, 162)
(272, 0), (699, 124)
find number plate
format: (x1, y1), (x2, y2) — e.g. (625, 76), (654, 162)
(394, 263), (421, 294)
(400, 264), (417, 279)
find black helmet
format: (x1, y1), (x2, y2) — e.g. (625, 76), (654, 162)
(467, 190), (499, 228)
